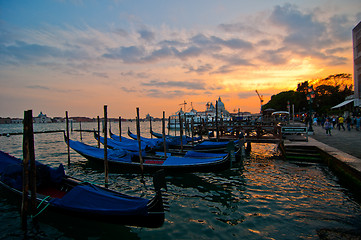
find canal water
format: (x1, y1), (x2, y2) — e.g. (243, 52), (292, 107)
(1, 121), (361, 239)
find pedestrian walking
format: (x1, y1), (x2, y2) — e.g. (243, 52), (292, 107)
(356, 116), (361, 131)
(332, 116), (337, 128)
(346, 116), (352, 131)
(338, 116), (345, 131)
(324, 118), (332, 136)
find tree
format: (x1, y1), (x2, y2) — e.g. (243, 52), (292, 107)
(262, 90), (307, 114)
(262, 73), (353, 116)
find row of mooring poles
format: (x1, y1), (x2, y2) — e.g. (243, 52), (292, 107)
(64, 108), (110, 187)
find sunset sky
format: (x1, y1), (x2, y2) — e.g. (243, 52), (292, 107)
(1, 0), (360, 119)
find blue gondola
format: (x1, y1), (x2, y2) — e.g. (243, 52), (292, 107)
(0, 150), (165, 228)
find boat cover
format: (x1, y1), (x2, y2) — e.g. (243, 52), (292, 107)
(127, 131), (163, 148)
(164, 136), (188, 146)
(162, 155), (224, 166)
(193, 140), (239, 150)
(68, 139), (133, 163)
(152, 131), (202, 142)
(50, 184), (149, 216)
(97, 134), (148, 152)
(184, 150), (227, 158)
(109, 133), (140, 144)
(0, 150), (65, 190)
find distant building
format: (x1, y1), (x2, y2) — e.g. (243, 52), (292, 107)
(0, 117), (12, 124)
(200, 97), (231, 120)
(145, 114), (153, 120)
(70, 117), (93, 122)
(331, 21), (361, 112)
(353, 21), (361, 107)
(11, 118), (23, 124)
(33, 112), (52, 123)
(52, 117), (64, 123)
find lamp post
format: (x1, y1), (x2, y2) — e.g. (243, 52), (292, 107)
(306, 85), (315, 133)
(287, 100), (290, 123)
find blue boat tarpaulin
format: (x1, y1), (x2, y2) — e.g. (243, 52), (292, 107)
(162, 156), (223, 166)
(0, 150), (65, 190)
(50, 184), (149, 216)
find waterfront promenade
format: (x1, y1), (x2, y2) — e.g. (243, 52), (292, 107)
(310, 124), (361, 160)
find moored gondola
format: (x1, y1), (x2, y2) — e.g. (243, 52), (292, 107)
(0, 150), (166, 228)
(66, 136), (231, 174)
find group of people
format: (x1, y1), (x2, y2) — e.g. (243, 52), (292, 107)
(314, 115), (361, 136)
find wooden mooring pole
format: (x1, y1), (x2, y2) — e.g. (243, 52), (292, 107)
(79, 121), (82, 141)
(168, 116), (170, 135)
(191, 117), (194, 147)
(178, 112), (183, 152)
(136, 108), (144, 175)
(162, 111), (167, 158)
(150, 117), (153, 138)
(119, 116), (122, 142)
(103, 106), (109, 187)
(66, 111), (70, 166)
(22, 110), (37, 230)
(215, 100), (219, 142)
(97, 116), (100, 148)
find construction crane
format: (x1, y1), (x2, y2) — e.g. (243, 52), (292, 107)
(255, 90), (264, 113)
(179, 100), (187, 112)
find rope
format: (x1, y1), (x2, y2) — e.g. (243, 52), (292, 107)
(36, 195), (51, 208)
(80, 180), (104, 185)
(31, 196), (51, 218)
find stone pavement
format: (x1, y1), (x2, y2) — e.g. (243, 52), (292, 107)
(310, 124), (361, 160)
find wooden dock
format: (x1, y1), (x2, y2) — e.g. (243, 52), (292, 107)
(193, 122), (283, 152)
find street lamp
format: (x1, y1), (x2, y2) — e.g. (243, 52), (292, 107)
(306, 85), (315, 132)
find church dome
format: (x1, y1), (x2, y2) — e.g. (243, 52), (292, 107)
(217, 97), (225, 109)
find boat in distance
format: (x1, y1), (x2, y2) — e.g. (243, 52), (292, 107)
(127, 129), (242, 159)
(0, 150), (165, 228)
(66, 136), (231, 173)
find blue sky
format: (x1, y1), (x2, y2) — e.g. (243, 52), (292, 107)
(1, 0), (360, 118)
